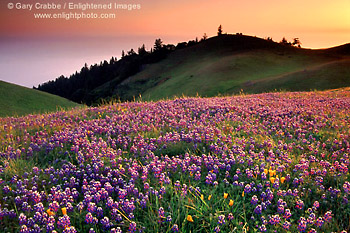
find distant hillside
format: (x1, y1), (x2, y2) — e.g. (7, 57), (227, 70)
(116, 36), (350, 101)
(37, 34), (350, 103)
(36, 41), (176, 105)
(0, 80), (78, 117)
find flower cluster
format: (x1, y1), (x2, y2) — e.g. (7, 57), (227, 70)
(0, 90), (349, 232)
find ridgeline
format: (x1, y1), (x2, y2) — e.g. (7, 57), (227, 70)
(36, 34), (350, 104)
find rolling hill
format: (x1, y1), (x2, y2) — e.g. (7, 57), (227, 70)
(0, 80), (79, 117)
(114, 35), (350, 101)
(38, 34), (350, 103)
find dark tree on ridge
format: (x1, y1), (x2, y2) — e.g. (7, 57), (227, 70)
(154, 38), (163, 51)
(218, 25), (223, 36)
(202, 33), (208, 41)
(292, 38), (302, 48)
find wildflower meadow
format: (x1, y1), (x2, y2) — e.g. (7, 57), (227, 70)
(1, 90), (350, 232)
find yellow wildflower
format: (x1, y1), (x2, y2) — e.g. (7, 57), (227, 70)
(229, 199), (234, 206)
(61, 207), (67, 215)
(201, 195), (204, 200)
(187, 215), (194, 222)
(47, 209), (54, 216)
(208, 195), (212, 201)
(264, 169), (268, 175)
(224, 193), (228, 199)
(242, 191), (245, 197)
(270, 177), (276, 184)
(281, 177), (286, 184)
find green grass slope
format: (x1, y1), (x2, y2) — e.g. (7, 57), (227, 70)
(106, 35), (350, 101)
(0, 80), (79, 117)
(246, 59), (350, 93)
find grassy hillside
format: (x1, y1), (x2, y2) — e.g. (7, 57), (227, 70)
(0, 80), (79, 117)
(107, 35), (350, 101)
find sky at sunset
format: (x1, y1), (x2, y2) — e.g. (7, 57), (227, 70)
(0, 0), (349, 87)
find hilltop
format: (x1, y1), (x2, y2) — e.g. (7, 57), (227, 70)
(0, 80), (79, 117)
(37, 34), (350, 103)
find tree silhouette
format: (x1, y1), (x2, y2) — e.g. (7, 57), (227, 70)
(154, 38), (163, 51)
(280, 37), (288, 45)
(110, 57), (116, 64)
(292, 38), (301, 48)
(217, 25), (223, 36)
(201, 33), (208, 41)
(138, 44), (147, 56)
(127, 49), (136, 56)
